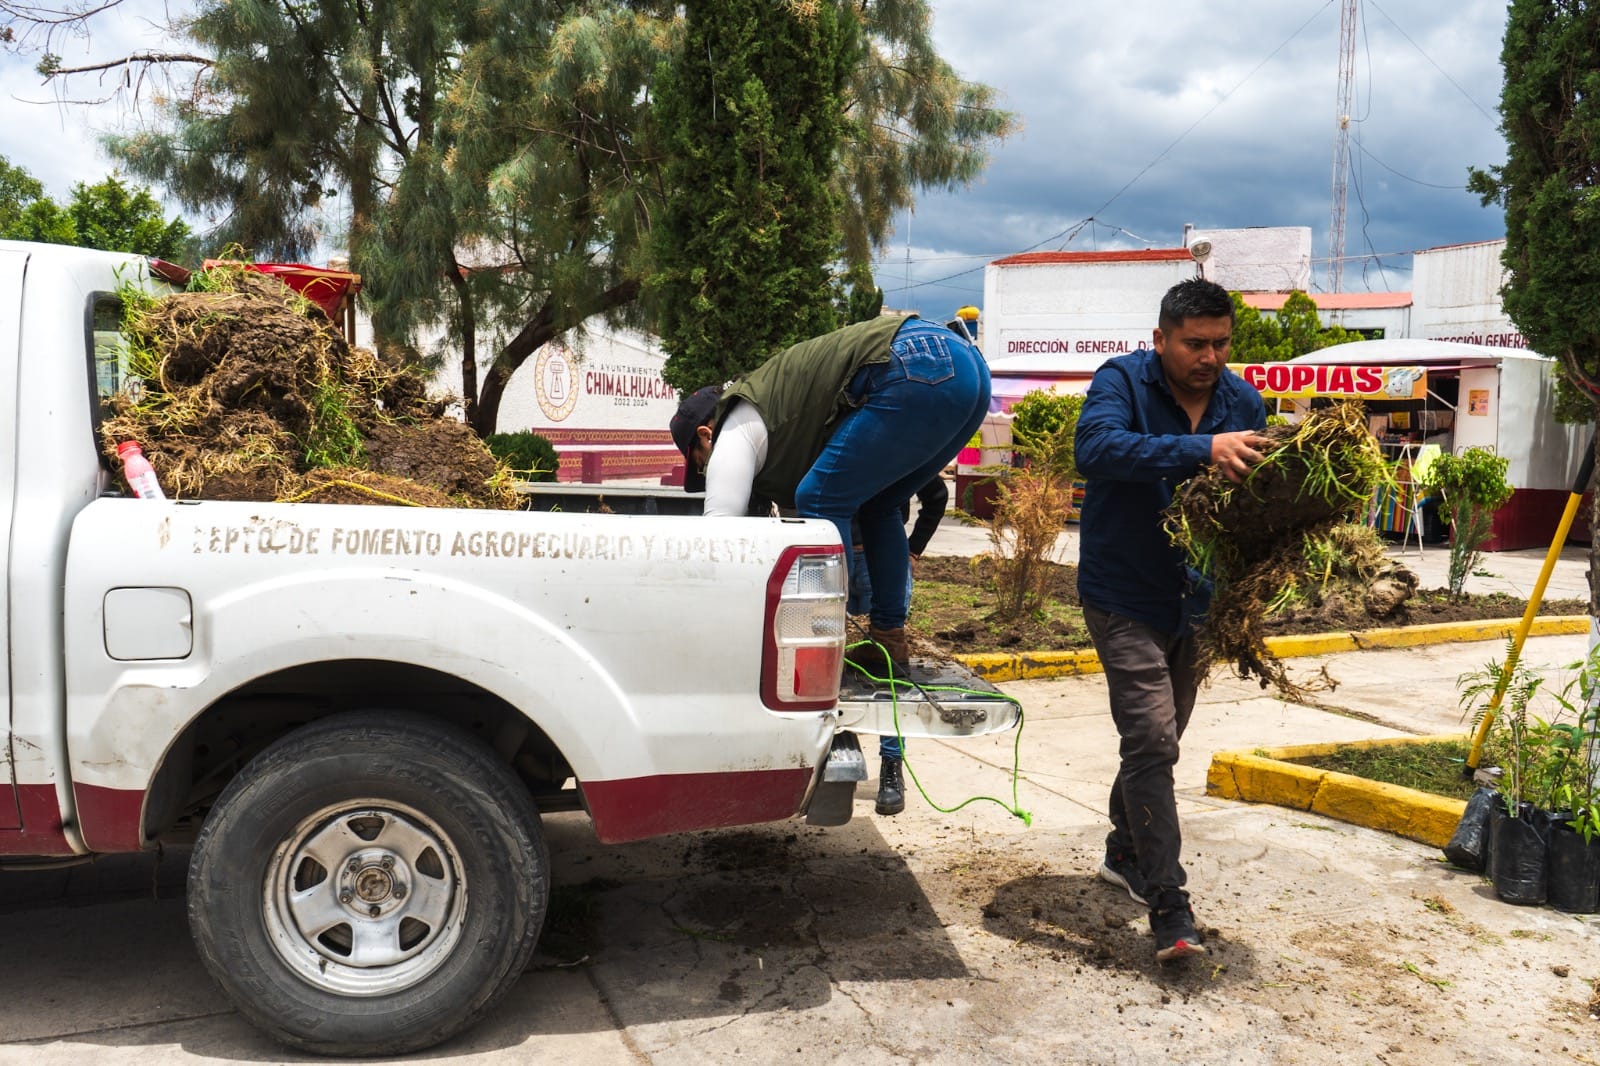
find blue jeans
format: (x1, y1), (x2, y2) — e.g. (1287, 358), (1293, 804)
(796, 320), (990, 633)
(847, 546), (914, 760)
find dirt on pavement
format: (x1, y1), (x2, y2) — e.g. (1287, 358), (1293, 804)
(525, 807), (1600, 1065)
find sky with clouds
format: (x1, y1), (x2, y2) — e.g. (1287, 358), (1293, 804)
(887, 0), (1510, 316)
(1, 0), (1511, 318)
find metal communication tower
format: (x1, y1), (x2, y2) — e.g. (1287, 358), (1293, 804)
(1328, 0), (1358, 292)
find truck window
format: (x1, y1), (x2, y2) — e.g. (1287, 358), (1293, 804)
(91, 294), (136, 409)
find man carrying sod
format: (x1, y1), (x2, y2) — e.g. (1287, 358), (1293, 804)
(1073, 278), (1268, 962)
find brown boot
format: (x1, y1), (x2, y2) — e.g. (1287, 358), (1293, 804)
(844, 640), (888, 679)
(867, 625), (912, 676)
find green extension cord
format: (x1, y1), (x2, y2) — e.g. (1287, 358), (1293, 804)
(844, 638), (1032, 826)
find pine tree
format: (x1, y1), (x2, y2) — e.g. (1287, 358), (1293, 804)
(836, 0), (1016, 272)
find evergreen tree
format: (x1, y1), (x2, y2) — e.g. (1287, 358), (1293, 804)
(74, 1), (1011, 434)
(836, 0), (1016, 271)
(837, 262), (885, 325)
(1467, 1), (1600, 420)
(650, 0), (854, 391)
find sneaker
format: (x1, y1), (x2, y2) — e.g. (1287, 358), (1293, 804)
(1097, 849), (1150, 906)
(1149, 888), (1207, 963)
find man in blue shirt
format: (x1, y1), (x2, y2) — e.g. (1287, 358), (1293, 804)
(1074, 278), (1268, 963)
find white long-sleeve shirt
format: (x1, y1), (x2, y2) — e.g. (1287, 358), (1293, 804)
(701, 400), (770, 517)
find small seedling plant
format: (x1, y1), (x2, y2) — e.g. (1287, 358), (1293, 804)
(1459, 641), (1600, 818)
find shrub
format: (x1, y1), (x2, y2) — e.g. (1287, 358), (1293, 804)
(1008, 389), (1085, 480)
(1415, 447), (1513, 598)
(980, 389), (1084, 619)
(486, 431), (560, 482)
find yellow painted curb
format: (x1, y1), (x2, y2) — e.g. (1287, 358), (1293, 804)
(959, 648), (1101, 682)
(1206, 734), (1470, 848)
(955, 615), (1589, 683)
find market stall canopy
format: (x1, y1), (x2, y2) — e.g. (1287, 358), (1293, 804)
(987, 370), (1091, 413)
(1286, 338), (1520, 367)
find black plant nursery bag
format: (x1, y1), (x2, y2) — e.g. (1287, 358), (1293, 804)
(1443, 787), (1501, 872)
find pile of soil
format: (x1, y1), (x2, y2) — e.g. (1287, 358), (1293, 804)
(905, 554), (1589, 658)
(101, 267), (515, 508)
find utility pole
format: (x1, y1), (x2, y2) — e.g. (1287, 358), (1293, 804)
(1329, 0), (1358, 293)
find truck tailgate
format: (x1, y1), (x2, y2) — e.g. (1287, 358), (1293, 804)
(836, 656), (1019, 740)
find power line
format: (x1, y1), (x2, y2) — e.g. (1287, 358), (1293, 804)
(883, 3), (1331, 294)
(1083, 0), (1337, 231)
(1354, 139), (1466, 190)
(1367, 0), (1497, 123)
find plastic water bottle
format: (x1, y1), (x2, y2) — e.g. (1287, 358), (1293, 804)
(117, 440), (166, 499)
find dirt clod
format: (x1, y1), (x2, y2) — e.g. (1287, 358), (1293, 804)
(102, 264), (515, 509)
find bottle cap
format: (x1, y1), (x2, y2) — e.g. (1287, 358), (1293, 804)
(116, 440), (142, 458)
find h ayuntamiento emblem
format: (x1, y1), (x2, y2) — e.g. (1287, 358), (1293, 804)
(534, 345), (579, 422)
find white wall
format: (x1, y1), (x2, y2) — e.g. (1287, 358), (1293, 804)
(1497, 358), (1590, 490)
(1411, 240), (1530, 349)
(1453, 366), (1499, 456)
(486, 325), (679, 439)
(981, 257), (1197, 372)
(1187, 226), (1312, 292)
(1323, 305), (1410, 338)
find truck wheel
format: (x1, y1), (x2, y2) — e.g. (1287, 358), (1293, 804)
(186, 711), (548, 1056)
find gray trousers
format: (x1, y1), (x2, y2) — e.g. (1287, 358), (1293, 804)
(1082, 603), (1201, 894)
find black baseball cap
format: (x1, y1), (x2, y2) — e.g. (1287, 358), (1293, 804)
(670, 385), (722, 493)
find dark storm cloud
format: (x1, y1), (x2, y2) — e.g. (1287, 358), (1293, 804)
(879, 0), (1510, 315)
(2, 0), (1511, 320)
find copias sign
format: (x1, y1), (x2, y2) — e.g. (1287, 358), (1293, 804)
(1229, 363), (1426, 401)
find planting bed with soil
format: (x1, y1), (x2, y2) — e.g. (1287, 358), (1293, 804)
(906, 555), (1588, 658)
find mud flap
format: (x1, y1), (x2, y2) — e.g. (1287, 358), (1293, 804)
(805, 731), (867, 827)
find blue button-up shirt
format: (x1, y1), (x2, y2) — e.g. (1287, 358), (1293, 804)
(1074, 348), (1267, 634)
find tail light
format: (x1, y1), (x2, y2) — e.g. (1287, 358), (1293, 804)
(761, 545), (846, 710)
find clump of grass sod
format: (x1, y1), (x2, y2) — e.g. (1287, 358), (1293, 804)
(1165, 401), (1397, 698)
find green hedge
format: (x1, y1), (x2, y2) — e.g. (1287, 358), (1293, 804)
(486, 431), (560, 482)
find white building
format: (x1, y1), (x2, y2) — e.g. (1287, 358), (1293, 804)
(981, 249), (1200, 372)
(431, 323), (681, 483)
(1183, 225), (1313, 292)
(1411, 239), (1529, 349)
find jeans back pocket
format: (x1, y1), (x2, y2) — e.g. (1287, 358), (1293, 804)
(888, 326), (956, 385)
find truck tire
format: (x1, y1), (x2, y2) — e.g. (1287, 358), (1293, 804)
(186, 711), (548, 1056)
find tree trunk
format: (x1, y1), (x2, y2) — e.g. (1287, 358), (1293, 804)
(449, 263), (479, 429)
(469, 278), (642, 437)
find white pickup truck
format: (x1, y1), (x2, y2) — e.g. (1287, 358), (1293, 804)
(0, 240), (1019, 1055)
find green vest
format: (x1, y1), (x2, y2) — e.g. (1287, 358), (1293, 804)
(717, 314), (913, 508)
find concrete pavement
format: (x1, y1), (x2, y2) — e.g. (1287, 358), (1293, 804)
(5, 630), (1599, 1063)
